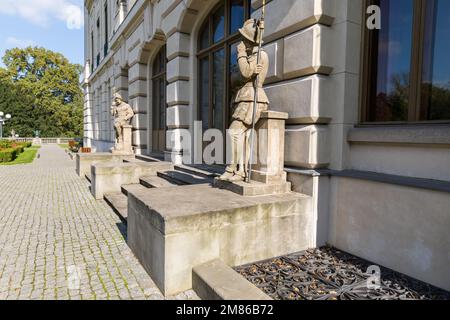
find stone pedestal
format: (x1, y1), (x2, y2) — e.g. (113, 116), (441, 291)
(251, 110), (289, 184)
(215, 110), (290, 196)
(127, 184), (312, 296)
(111, 125), (133, 155)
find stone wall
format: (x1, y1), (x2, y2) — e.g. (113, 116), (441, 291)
(328, 177), (450, 291)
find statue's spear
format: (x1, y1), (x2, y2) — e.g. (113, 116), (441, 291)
(246, 0), (266, 183)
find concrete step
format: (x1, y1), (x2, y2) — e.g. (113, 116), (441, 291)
(121, 183), (148, 196)
(192, 259), (272, 300)
(123, 158), (146, 164)
(174, 164), (222, 179)
(104, 192), (128, 222)
(140, 176), (179, 188)
(157, 170), (214, 186)
(136, 154), (164, 162)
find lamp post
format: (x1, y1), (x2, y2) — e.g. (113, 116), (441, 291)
(0, 111), (12, 139)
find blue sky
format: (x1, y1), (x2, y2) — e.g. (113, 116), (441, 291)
(0, 0), (84, 67)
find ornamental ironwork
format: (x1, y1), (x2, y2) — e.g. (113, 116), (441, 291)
(235, 247), (450, 300)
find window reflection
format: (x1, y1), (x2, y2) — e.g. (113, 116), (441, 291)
(369, 0), (414, 122)
(213, 49), (225, 130)
(199, 24), (209, 50)
(421, 0), (450, 120)
(198, 0), (250, 133)
(213, 5), (225, 43)
(230, 0), (244, 35)
(152, 46), (167, 153)
(199, 57), (210, 131)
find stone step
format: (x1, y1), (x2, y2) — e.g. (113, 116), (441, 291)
(174, 164), (222, 179)
(121, 183), (148, 196)
(136, 154), (164, 162)
(192, 259), (272, 300)
(157, 170), (214, 186)
(104, 192), (128, 222)
(140, 176), (179, 188)
(123, 158), (147, 164)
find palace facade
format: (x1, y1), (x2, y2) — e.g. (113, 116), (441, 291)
(83, 0), (450, 291)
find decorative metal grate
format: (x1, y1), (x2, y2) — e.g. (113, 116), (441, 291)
(235, 247), (450, 300)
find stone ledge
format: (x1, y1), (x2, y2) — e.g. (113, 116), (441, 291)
(127, 184), (311, 235)
(348, 125), (450, 147)
(285, 167), (450, 194)
(76, 152), (135, 177)
(192, 259), (272, 300)
(332, 170), (450, 194)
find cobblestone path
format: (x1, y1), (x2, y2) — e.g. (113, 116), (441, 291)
(0, 145), (197, 300)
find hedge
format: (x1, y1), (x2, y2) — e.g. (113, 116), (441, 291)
(0, 141), (33, 162)
(0, 148), (18, 162)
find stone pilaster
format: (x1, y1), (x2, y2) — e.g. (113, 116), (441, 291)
(128, 62), (148, 155)
(165, 31), (191, 164)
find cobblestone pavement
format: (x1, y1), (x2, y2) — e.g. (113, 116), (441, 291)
(0, 145), (198, 300)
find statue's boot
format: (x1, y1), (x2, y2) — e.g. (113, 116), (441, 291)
(219, 170), (234, 181)
(228, 171), (246, 182)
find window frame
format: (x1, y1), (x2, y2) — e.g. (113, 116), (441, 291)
(360, 0), (450, 125)
(151, 45), (167, 153)
(196, 0), (252, 132)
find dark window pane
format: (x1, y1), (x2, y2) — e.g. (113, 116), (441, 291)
(199, 23), (209, 50)
(213, 49), (225, 130)
(368, 0), (413, 122)
(421, 0), (450, 120)
(160, 79), (165, 129)
(152, 80), (159, 129)
(199, 57), (210, 130)
(213, 5), (225, 43)
(230, 0), (244, 35)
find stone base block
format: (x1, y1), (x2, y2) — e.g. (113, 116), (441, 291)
(213, 178), (291, 196)
(76, 152), (135, 178)
(192, 259), (272, 300)
(127, 184), (313, 296)
(91, 161), (174, 199)
(110, 150), (134, 156)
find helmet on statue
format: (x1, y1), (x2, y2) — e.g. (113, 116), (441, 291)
(239, 19), (262, 44)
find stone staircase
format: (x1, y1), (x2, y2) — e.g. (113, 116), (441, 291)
(104, 158), (224, 222)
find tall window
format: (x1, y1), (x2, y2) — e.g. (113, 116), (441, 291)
(152, 46), (167, 153)
(363, 0), (450, 123)
(197, 0), (252, 132)
(91, 31), (94, 71)
(104, 3), (109, 57)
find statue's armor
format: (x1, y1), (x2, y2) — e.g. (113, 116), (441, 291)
(231, 47), (269, 126)
(114, 103), (134, 125)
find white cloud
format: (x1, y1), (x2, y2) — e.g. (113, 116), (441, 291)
(0, 0), (83, 30)
(6, 36), (35, 48)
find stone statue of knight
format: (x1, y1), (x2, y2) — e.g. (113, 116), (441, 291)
(220, 19), (270, 182)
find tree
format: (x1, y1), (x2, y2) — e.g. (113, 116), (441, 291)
(0, 69), (35, 137)
(0, 47), (83, 137)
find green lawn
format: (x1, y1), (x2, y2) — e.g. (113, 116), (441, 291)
(0, 146), (41, 166)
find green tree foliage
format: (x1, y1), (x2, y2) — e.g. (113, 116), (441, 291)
(0, 47), (83, 137)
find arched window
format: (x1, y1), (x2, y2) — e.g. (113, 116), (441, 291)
(152, 45), (167, 153)
(197, 0), (252, 132)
